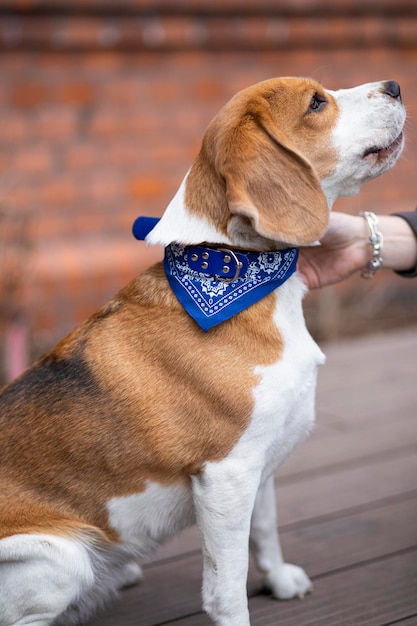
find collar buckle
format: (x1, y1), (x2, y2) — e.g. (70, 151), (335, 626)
(217, 248), (244, 283)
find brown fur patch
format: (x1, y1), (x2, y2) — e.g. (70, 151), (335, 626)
(0, 476), (107, 541)
(0, 263), (282, 541)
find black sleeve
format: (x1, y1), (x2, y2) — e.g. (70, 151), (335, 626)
(392, 210), (417, 278)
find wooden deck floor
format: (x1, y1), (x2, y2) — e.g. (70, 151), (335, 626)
(90, 326), (417, 626)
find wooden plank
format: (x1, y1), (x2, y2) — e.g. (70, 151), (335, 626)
(316, 381), (417, 423)
(171, 551), (417, 626)
(275, 452), (417, 527)
(316, 398), (417, 430)
(319, 328), (417, 384)
(279, 496), (417, 578)
(315, 329), (417, 423)
(279, 412), (417, 479)
(249, 550), (417, 626)
(383, 618), (417, 625)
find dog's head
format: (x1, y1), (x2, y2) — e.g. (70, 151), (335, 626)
(147, 77), (405, 249)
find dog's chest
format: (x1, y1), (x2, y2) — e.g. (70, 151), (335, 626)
(237, 278), (325, 477)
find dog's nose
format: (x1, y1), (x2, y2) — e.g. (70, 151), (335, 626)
(383, 80), (401, 101)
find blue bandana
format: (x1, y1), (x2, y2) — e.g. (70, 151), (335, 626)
(132, 216), (299, 332)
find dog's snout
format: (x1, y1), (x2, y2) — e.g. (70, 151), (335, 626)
(383, 80), (401, 101)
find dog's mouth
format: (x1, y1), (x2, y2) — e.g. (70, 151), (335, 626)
(363, 132), (404, 161)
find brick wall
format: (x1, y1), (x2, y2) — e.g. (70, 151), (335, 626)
(1, 0), (417, 369)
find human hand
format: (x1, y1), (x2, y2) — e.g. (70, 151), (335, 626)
(298, 211), (417, 289)
(297, 212), (369, 289)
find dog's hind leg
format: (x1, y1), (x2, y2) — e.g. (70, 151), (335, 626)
(119, 561), (143, 588)
(0, 533), (95, 626)
(249, 475), (313, 600)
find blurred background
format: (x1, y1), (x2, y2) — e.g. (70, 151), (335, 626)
(0, 0), (417, 385)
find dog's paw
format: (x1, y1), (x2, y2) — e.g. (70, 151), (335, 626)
(119, 561), (144, 589)
(265, 563), (313, 600)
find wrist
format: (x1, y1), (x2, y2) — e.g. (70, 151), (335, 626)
(359, 211), (383, 279)
(356, 213), (417, 274)
(378, 215), (417, 271)
(347, 214), (376, 272)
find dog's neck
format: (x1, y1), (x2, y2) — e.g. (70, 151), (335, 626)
(145, 174), (233, 248)
(145, 173), (299, 252)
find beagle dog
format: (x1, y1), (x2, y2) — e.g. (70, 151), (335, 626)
(0, 77), (405, 626)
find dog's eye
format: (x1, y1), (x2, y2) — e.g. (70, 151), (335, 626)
(308, 93), (327, 113)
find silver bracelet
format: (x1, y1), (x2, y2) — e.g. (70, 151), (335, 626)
(359, 211), (384, 279)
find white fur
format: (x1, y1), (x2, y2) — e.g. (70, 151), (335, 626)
(323, 81), (406, 204)
(0, 80), (405, 626)
(107, 481), (195, 552)
(146, 174), (233, 248)
(0, 534), (94, 626)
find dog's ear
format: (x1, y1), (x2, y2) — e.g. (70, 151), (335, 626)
(217, 104), (329, 246)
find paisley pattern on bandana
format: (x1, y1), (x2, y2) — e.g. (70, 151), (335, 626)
(164, 243), (299, 331)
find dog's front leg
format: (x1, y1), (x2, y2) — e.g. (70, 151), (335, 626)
(250, 475), (313, 600)
(192, 463), (260, 626)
